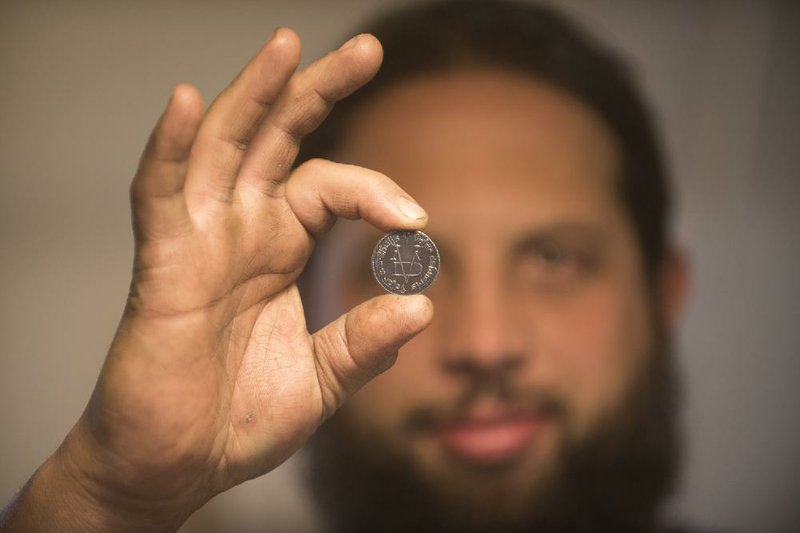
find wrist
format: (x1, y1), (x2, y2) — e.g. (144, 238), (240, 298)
(1, 429), (198, 533)
(59, 422), (204, 532)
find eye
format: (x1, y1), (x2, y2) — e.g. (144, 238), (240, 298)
(516, 239), (585, 286)
(534, 240), (569, 265)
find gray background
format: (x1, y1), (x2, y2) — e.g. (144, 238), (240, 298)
(1, 1), (798, 532)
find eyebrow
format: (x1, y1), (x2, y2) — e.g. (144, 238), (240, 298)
(510, 223), (611, 255)
(423, 223), (610, 257)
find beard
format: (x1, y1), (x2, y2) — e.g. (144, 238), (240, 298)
(303, 327), (680, 533)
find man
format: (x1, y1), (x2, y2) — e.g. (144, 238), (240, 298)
(0, 1), (689, 531)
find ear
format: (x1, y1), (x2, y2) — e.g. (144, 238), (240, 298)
(658, 247), (692, 331)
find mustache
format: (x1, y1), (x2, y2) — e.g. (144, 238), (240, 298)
(404, 374), (568, 434)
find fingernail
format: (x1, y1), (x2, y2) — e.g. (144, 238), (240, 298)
(167, 84), (178, 104)
(270, 26), (285, 43)
(339, 34), (360, 50)
(396, 196), (427, 221)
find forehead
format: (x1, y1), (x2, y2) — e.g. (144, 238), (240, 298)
(336, 69), (622, 242)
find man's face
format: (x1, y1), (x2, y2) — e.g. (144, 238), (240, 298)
(308, 70), (674, 527)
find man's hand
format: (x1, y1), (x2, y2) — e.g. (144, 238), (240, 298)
(0, 28), (432, 532)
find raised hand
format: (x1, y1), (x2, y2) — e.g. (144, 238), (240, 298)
(0, 28), (432, 532)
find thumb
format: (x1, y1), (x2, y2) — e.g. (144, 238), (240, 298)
(312, 294), (433, 419)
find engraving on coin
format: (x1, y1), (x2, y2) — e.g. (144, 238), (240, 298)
(371, 230), (440, 295)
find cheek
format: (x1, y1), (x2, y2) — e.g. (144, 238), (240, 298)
(535, 281), (651, 435)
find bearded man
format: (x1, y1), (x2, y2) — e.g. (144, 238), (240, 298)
(300, 3), (689, 531)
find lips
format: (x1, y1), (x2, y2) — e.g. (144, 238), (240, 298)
(435, 406), (547, 465)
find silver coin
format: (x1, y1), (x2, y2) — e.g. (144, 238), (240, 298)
(371, 230), (440, 295)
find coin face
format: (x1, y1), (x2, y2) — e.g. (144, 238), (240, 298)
(371, 230), (440, 295)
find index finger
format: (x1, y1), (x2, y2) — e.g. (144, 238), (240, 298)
(236, 34), (383, 195)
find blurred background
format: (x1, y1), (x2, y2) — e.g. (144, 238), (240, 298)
(1, 1), (798, 531)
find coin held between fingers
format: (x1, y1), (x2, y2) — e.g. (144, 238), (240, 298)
(372, 230), (440, 295)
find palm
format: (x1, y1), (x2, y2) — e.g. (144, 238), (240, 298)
(69, 29), (432, 513)
(112, 194), (322, 492)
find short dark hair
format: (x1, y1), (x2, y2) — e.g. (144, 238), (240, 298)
(298, 0), (671, 281)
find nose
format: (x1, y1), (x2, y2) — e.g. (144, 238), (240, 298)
(436, 261), (528, 379)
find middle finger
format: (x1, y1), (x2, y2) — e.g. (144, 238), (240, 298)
(236, 33), (383, 197)
(185, 28), (301, 204)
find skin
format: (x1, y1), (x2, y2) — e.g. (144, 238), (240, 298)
(0, 30), (433, 532)
(317, 70), (690, 503)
